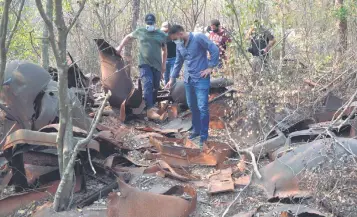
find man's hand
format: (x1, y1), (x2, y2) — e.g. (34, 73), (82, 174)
(200, 68), (213, 78)
(164, 78), (176, 89)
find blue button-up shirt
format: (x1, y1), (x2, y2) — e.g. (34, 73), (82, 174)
(171, 32), (219, 83)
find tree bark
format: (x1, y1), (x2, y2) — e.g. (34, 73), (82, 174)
(0, 0), (12, 92)
(123, 0), (140, 59)
(42, 0), (53, 70)
(335, 0), (347, 56)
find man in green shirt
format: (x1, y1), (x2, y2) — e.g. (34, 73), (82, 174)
(116, 14), (168, 120)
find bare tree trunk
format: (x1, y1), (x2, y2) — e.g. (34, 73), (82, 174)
(35, 0), (87, 211)
(0, 0), (12, 92)
(335, 0), (347, 56)
(42, 0), (53, 69)
(124, 0), (140, 59)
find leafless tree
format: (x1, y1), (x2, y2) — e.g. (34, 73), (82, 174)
(35, 0), (87, 211)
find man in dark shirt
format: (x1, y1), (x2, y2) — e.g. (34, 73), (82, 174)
(246, 20), (276, 72)
(161, 22), (177, 84)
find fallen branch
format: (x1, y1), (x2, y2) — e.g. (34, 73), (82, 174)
(224, 122), (262, 179)
(53, 90), (111, 211)
(221, 172), (252, 217)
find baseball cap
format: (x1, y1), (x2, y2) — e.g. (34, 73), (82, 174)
(145, 13), (156, 25)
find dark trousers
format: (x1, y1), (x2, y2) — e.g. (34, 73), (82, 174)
(139, 64), (161, 109)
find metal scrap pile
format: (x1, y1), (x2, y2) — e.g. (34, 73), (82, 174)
(0, 39), (356, 216)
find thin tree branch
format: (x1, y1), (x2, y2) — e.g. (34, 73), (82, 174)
(66, 0), (87, 34)
(224, 122), (262, 179)
(5, 0), (25, 51)
(53, 90), (111, 211)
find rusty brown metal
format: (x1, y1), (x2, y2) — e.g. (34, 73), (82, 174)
(143, 160), (200, 182)
(150, 137), (233, 167)
(208, 167), (234, 194)
(136, 126), (179, 135)
(94, 39), (142, 111)
(253, 138), (357, 200)
(2, 129), (100, 152)
(0, 179), (82, 217)
(107, 179), (197, 217)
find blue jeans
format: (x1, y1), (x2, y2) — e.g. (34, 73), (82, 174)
(139, 64), (161, 109)
(164, 57), (176, 84)
(185, 77), (210, 142)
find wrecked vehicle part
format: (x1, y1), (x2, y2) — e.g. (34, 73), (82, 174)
(264, 204), (325, 217)
(136, 126), (179, 135)
(107, 179), (197, 217)
(0, 60), (51, 131)
(247, 128), (287, 157)
(208, 167), (234, 194)
(104, 154), (149, 168)
(162, 118), (192, 133)
(170, 78), (234, 104)
(253, 138), (357, 200)
(150, 137), (233, 167)
(2, 129), (100, 153)
(0, 179), (82, 217)
(143, 160), (200, 182)
(94, 39), (142, 110)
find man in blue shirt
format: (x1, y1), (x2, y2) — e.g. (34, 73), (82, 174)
(165, 24), (219, 147)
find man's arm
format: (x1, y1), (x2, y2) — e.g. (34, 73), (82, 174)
(116, 33), (134, 55)
(264, 30), (276, 53)
(197, 34), (219, 68)
(165, 48), (184, 89)
(161, 43), (167, 73)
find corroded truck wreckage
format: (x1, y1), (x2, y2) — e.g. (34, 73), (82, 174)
(94, 39), (143, 121)
(0, 60), (91, 141)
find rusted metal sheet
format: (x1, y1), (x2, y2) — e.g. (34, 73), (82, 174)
(107, 179), (197, 217)
(208, 167), (234, 194)
(0, 179), (81, 217)
(39, 123), (88, 136)
(162, 118), (192, 132)
(2, 129), (100, 152)
(264, 204), (325, 217)
(94, 39), (142, 112)
(253, 138), (357, 200)
(247, 128), (287, 157)
(136, 126), (179, 135)
(150, 137), (233, 167)
(144, 160), (200, 182)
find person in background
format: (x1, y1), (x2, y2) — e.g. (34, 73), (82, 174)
(245, 19), (276, 73)
(161, 21), (176, 85)
(116, 13), (168, 121)
(208, 19), (231, 68)
(165, 25), (219, 148)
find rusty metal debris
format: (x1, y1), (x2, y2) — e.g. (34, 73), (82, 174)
(208, 167), (234, 194)
(94, 39), (142, 122)
(107, 179), (197, 217)
(144, 160), (200, 182)
(0, 179), (82, 217)
(150, 137), (233, 167)
(253, 137), (357, 200)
